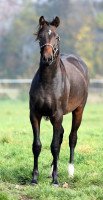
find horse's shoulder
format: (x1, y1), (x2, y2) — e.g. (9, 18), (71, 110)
(60, 54), (88, 78)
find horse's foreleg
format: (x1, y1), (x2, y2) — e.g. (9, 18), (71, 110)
(30, 111), (42, 184)
(50, 117), (63, 185)
(58, 126), (64, 158)
(68, 106), (83, 177)
(51, 125), (64, 165)
(50, 125), (64, 178)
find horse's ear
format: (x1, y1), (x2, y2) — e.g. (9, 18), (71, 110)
(39, 16), (46, 26)
(51, 16), (60, 27)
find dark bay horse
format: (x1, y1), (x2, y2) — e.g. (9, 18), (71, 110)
(29, 16), (89, 185)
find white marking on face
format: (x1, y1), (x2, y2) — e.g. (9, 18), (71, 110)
(68, 163), (74, 178)
(48, 29), (52, 35)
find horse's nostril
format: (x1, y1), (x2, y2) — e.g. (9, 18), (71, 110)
(48, 57), (52, 62)
(42, 55), (53, 63)
(42, 56), (46, 62)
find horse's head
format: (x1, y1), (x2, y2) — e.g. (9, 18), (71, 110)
(36, 16), (60, 66)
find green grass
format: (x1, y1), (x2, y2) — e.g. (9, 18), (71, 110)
(0, 99), (103, 200)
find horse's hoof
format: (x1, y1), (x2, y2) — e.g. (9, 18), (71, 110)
(68, 163), (74, 178)
(31, 179), (38, 185)
(52, 180), (59, 187)
(53, 183), (59, 187)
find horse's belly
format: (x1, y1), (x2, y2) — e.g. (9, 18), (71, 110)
(66, 98), (83, 113)
(64, 84), (87, 113)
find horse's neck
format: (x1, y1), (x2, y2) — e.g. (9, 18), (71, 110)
(39, 56), (60, 85)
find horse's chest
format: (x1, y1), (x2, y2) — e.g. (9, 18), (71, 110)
(33, 80), (68, 116)
(35, 92), (54, 116)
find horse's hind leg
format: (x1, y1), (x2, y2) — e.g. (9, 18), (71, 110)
(68, 106), (84, 177)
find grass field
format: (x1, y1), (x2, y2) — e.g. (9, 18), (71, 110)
(0, 99), (103, 200)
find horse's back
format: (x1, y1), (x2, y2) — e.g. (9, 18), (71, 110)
(61, 54), (89, 83)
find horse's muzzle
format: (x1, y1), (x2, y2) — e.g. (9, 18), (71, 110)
(42, 55), (54, 65)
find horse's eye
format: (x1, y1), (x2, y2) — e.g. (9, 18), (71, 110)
(38, 34), (43, 39)
(39, 35), (42, 39)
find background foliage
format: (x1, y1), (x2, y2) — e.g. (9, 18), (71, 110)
(0, 0), (103, 78)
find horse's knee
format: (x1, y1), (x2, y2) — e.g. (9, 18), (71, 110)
(59, 134), (63, 145)
(32, 141), (42, 156)
(51, 143), (59, 156)
(60, 126), (64, 134)
(59, 126), (64, 145)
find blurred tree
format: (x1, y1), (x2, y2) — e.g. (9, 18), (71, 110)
(0, 1), (39, 78)
(75, 25), (95, 76)
(0, 0), (103, 78)
(96, 12), (103, 30)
